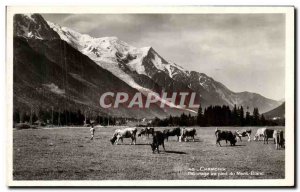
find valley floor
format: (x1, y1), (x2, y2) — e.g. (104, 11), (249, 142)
(13, 126), (285, 180)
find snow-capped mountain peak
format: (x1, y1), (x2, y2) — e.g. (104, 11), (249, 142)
(47, 20), (199, 113)
(14, 14), (60, 40)
(47, 21), (190, 80)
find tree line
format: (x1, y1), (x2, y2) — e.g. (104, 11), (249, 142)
(13, 104), (284, 127)
(13, 108), (130, 126)
(150, 105), (284, 127)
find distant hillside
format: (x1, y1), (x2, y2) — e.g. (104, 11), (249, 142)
(263, 102), (285, 119)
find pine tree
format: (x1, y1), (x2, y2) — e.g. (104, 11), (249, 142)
(232, 104), (238, 126)
(239, 106), (244, 126)
(197, 105), (203, 126)
(168, 115), (173, 126)
(180, 113), (188, 126)
(260, 114), (266, 126)
(13, 109), (20, 123)
(253, 107), (260, 126)
(245, 111), (251, 126)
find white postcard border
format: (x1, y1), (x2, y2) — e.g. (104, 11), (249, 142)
(6, 6), (295, 187)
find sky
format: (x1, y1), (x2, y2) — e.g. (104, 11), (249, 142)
(42, 14), (285, 101)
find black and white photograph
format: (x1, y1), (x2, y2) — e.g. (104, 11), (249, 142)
(6, 6), (295, 187)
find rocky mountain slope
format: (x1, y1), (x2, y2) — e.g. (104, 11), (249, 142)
(263, 102), (285, 119)
(13, 13), (282, 119)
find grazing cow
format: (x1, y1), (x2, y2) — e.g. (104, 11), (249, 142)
(164, 127), (181, 141)
(180, 128), (197, 142)
(235, 129), (252, 142)
(110, 127), (137, 145)
(253, 127), (267, 141)
(138, 127), (154, 137)
(151, 131), (165, 153)
(137, 128), (146, 137)
(215, 128), (237, 147)
(263, 129), (275, 144)
(273, 130), (285, 149)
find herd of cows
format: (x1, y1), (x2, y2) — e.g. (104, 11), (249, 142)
(108, 127), (285, 153)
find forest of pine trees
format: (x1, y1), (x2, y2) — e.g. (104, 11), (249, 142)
(150, 104), (284, 127)
(13, 104), (283, 127)
(13, 108), (129, 126)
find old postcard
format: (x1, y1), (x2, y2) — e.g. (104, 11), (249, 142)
(6, 6), (294, 187)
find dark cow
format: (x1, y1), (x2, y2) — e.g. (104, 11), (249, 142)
(162, 129), (170, 141)
(215, 128), (237, 147)
(164, 127), (181, 141)
(137, 128), (146, 137)
(151, 131), (166, 153)
(273, 130), (285, 149)
(263, 129), (275, 144)
(110, 127), (137, 145)
(235, 129), (252, 142)
(138, 127), (154, 137)
(180, 128), (197, 142)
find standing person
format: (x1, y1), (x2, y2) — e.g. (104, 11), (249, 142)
(90, 124), (95, 140)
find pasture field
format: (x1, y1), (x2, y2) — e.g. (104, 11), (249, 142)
(13, 126), (285, 180)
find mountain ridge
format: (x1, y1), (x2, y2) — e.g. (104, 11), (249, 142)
(13, 13), (282, 118)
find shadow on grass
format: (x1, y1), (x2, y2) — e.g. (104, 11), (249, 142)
(164, 150), (187, 154)
(135, 143), (151, 146)
(181, 139), (202, 143)
(112, 143), (150, 146)
(220, 144), (246, 147)
(165, 139), (202, 143)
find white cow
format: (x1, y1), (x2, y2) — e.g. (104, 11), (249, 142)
(110, 127), (137, 145)
(253, 127), (267, 141)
